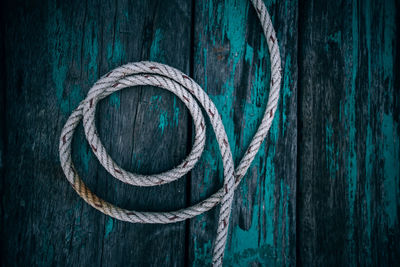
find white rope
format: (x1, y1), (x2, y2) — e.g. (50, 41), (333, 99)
(59, 0), (281, 265)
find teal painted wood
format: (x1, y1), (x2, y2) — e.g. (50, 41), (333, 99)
(0, 9), (5, 259)
(1, 0), (192, 266)
(188, 0), (298, 266)
(298, 0), (400, 265)
(0, 0), (399, 266)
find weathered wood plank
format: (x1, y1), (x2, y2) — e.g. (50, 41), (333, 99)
(1, 0), (399, 266)
(297, 0), (400, 265)
(1, 0), (192, 266)
(188, 0), (298, 266)
(0, 5), (6, 259)
(87, 0), (192, 266)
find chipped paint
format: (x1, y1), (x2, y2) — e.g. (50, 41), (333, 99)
(382, 113), (399, 227)
(158, 110), (169, 134)
(340, 1), (359, 263)
(48, 7), (75, 115)
(245, 43), (254, 63)
(363, 0), (373, 261)
(150, 29), (165, 62)
(281, 54), (292, 137)
(173, 97), (180, 127)
(48, 1), (100, 114)
(107, 22), (125, 108)
(105, 218), (114, 238)
(325, 122), (338, 179)
(192, 0), (294, 265)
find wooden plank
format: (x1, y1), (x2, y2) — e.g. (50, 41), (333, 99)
(297, 0), (400, 265)
(1, 0), (192, 265)
(0, 4), (5, 258)
(188, 0), (298, 265)
(2, 0), (399, 265)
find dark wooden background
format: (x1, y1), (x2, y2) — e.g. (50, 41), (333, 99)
(0, 0), (399, 266)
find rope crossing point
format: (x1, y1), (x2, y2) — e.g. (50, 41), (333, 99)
(59, 0), (281, 265)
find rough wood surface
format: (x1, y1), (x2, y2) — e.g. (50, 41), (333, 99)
(297, 0), (400, 265)
(188, 0), (297, 266)
(1, 0), (192, 266)
(0, 0), (399, 266)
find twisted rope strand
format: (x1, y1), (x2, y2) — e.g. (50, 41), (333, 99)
(59, 0), (281, 265)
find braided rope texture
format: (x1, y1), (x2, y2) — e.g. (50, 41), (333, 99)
(59, 0), (281, 265)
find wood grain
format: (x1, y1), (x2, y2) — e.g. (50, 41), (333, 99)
(1, 0), (191, 266)
(0, 0), (399, 266)
(188, 0), (298, 266)
(0, 5), (6, 260)
(297, 0), (400, 265)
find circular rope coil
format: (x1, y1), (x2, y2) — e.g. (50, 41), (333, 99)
(59, 0), (281, 265)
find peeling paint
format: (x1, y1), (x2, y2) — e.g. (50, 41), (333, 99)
(105, 218), (114, 238)
(245, 43), (254, 63)
(341, 1), (359, 263)
(150, 29), (165, 62)
(325, 122), (338, 179)
(382, 113), (399, 227)
(48, 2), (100, 114)
(107, 22), (125, 108)
(158, 110), (169, 134)
(173, 97), (180, 127)
(282, 54), (292, 137)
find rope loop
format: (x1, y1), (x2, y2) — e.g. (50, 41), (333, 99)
(59, 0), (281, 265)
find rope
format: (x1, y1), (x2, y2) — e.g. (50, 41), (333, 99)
(59, 0), (281, 265)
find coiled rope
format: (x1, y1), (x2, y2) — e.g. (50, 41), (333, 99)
(59, 0), (281, 265)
